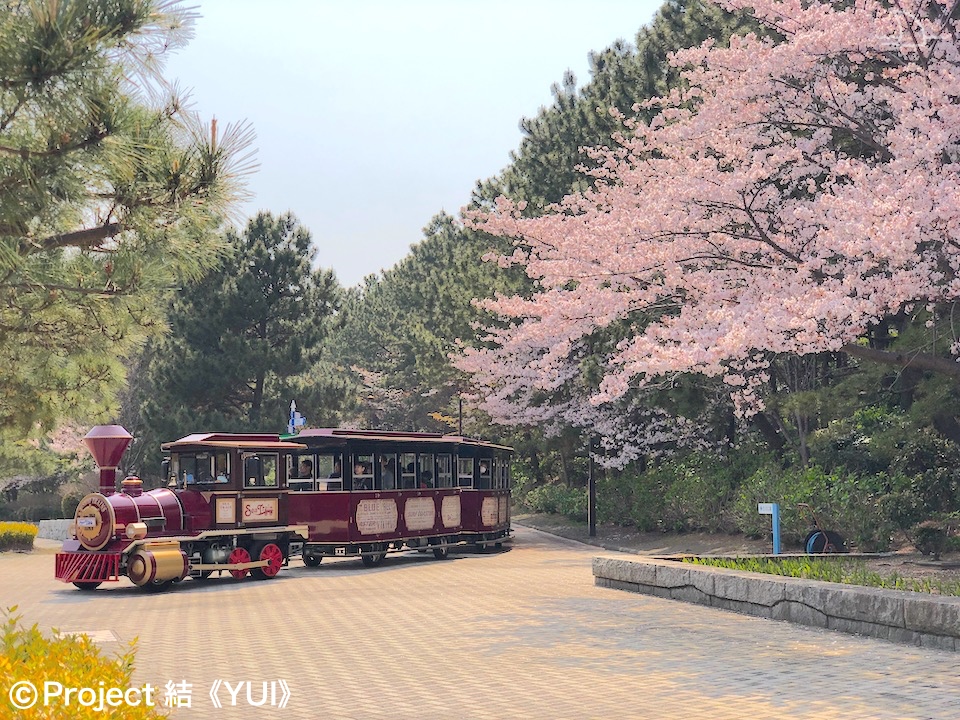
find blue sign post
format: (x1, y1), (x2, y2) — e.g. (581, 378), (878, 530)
(758, 502), (781, 555)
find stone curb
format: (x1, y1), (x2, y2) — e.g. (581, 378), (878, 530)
(593, 555), (960, 651)
(37, 518), (72, 540)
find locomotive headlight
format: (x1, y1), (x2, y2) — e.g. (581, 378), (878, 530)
(125, 523), (148, 540)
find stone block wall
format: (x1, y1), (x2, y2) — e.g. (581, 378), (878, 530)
(593, 556), (960, 650)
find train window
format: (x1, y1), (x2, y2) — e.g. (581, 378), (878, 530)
(243, 455), (263, 487)
(352, 454), (374, 490)
(437, 454), (452, 488)
(178, 453), (211, 484)
(319, 454), (342, 479)
(288, 454), (314, 480)
(377, 453), (397, 490)
(400, 453), (416, 489)
(418, 453), (435, 488)
(287, 453), (315, 492)
(213, 452), (230, 483)
(262, 454), (278, 487)
(457, 457), (473, 487)
(478, 458), (492, 489)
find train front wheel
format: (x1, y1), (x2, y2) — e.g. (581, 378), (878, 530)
(228, 547), (251, 580)
(73, 582), (101, 591)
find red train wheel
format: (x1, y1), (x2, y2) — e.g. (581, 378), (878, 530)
(228, 547), (251, 580)
(251, 542), (284, 580)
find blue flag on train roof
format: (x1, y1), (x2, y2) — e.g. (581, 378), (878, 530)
(288, 401), (306, 434)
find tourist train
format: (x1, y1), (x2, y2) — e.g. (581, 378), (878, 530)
(55, 426), (512, 590)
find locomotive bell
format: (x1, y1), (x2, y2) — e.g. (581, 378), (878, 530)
(83, 425), (133, 494)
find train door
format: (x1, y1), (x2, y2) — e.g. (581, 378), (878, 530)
(457, 456), (474, 487)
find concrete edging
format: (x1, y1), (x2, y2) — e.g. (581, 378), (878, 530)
(593, 555), (960, 651)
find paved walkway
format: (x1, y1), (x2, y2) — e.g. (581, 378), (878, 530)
(2, 527), (958, 719)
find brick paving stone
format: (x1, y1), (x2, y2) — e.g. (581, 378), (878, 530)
(1, 527), (958, 719)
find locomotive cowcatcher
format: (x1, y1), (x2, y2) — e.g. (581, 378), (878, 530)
(55, 425), (512, 590)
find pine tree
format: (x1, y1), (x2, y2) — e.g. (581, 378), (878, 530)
(0, 0), (254, 436)
(138, 212), (342, 450)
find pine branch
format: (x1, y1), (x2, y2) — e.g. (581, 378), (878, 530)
(35, 223), (122, 253)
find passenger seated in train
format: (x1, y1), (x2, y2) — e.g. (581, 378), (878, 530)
(353, 461), (373, 490)
(380, 456), (396, 490)
(419, 470), (434, 489)
(298, 459), (314, 479)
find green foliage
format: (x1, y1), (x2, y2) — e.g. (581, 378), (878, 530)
(0, 523), (37, 551)
(1, 607), (169, 719)
(684, 557), (960, 596)
(481, 0), (758, 211)
(658, 456), (741, 533)
(329, 213), (524, 432)
(0, 472), (70, 522)
(0, 0), (253, 444)
(595, 447), (771, 533)
(522, 483), (588, 522)
(808, 406), (908, 475)
(890, 432), (960, 517)
(732, 464), (903, 551)
(61, 488), (86, 520)
(132, 212), (343, 461)
(597, 469), (665, 531)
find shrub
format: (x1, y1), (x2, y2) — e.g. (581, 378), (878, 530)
(913, 520), (949, 559)
(597, 470), (664, 531)
(807, 406), (906, 475)
(732, 464), (899, 551)
(659, 457), (738, 533)
(1, 608), (169, 719)
(0, 522), (37, 551)
(890, 432), (960, 517)
(509, 465), (536, 502)
(523, 483), (588, 522)
(60, 488), (87, 519)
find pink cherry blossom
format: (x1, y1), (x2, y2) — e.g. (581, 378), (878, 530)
(457, 0), (960, 460)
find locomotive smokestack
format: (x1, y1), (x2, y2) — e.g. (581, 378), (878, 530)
(83, 425), (133, 495)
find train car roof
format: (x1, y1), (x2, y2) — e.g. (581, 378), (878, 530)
(290, 428), (513, 451)
(161, 432), (307, 451)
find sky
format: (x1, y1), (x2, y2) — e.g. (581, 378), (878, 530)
(164, 1), (663, 287)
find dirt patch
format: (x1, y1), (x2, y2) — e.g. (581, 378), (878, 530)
(514, 513), (960, 586)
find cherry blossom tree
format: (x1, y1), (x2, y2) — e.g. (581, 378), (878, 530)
(460, 0), (960, 449)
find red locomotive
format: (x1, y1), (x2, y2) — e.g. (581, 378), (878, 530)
(55, 425), (513, 590)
